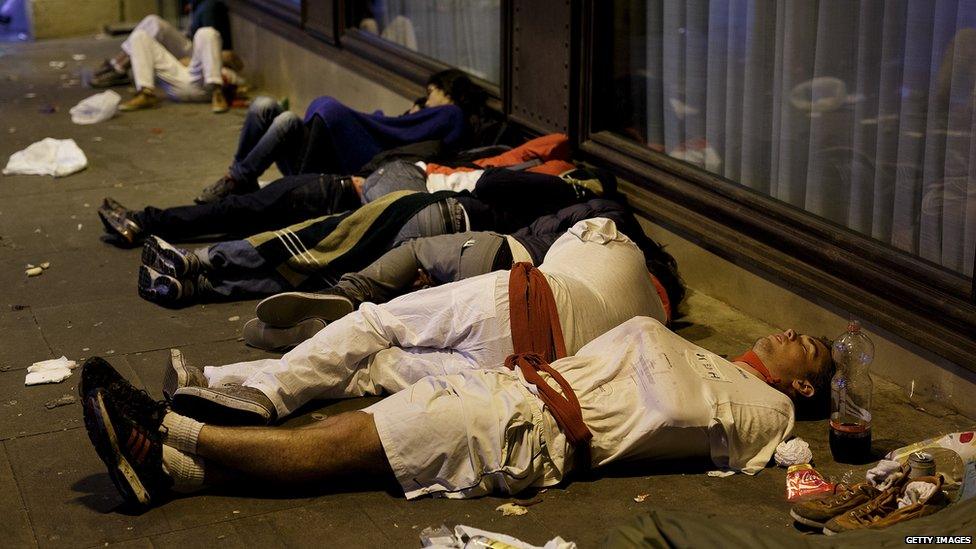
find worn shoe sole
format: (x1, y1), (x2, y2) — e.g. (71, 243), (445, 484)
(255, 292), (355, 327)
(789, 510), (827, 529)
(171, 386), (273, 426)
(137, 265), (181, 306)
(162, 349), (206, 401)
(85, 390), (151, 506)
(242, 317), (327, 352)
(142, 235), (186, 277)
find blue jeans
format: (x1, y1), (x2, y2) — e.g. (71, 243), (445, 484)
(229, 96), (305, 184)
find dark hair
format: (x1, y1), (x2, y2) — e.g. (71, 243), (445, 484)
(427, 69), (486, 118)
(793, 336), (837, 420)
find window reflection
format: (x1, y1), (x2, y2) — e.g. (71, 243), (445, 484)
(594, 0), (976, 278)
(347, 0), (501, 84)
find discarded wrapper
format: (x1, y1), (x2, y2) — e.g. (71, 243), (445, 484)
(786, 463), (833, 502)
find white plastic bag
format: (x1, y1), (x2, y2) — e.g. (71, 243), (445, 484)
(3, 138), (88, 177)
(70, 90), (121, 125)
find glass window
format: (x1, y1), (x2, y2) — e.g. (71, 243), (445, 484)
(593, 0), (976, 279)
(346, 0), (501, 84)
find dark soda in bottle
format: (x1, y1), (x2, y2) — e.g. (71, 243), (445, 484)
(829, 320), (874, 464)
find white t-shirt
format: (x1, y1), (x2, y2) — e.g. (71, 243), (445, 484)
(537, 316), (795, 476)
(539, 217), (667, 355)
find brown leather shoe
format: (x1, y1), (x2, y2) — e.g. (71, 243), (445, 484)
(211, 88), (229, 114)
(120, 89), (159, 111)
(98, 197), (144, 246)
(193, 173), (257, 204)
(824, 475), (948, 535)
(790, 482), (882, 528)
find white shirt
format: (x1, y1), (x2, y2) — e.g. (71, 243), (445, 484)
(540, 217), (667, 354)
(539, 316), (795, 476)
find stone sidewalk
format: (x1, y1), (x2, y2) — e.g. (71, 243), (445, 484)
(0, 36), (972, 548)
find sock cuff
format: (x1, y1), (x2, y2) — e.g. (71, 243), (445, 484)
(162, 412), (204, 455)
(162, 445), (206, 492)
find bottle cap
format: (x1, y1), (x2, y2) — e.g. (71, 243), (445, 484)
(847, 319), (860, 333)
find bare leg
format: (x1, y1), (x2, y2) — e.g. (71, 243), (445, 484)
(194, 411), (393, 484)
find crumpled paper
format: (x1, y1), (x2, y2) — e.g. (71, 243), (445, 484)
(866, 459), (904, 490)
(420, 524), (575, 549)
(496, 502), (529, 516)
(69, 90), (121, 125)
(3, 138), (88, 177)
(774, 437), (813, 467)
(25, 356), (78, 386)
(897, 480), (938, 508)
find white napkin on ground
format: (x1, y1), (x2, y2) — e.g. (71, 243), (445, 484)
(3, 138), (88, 177)
(774, 437), (813, 466)
(70, 90), (121, 125)
(25, 356), (78, 386)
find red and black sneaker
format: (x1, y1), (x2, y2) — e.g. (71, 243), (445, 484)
(82, 385), (172, 507)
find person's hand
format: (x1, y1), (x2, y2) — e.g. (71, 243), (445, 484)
(411, 269), (433, 290)
(408, 103), (422, 114)
(351, 176), (365, 199)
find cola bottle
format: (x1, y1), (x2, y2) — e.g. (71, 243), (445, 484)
(829, 320), (875, 463)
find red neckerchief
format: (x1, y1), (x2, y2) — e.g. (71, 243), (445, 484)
(732, 350), (781, 386)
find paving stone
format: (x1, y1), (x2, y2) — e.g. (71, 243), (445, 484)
(5, 428), (174, 548)
(32, 296), (259, 358)
(0, 355), (136, 441)
(0, 444), (36, 547)
(0, 308), (53, 372)
(222, 498), (394, 547)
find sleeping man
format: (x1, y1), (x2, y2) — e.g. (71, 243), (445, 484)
(78, 218), (834, 507)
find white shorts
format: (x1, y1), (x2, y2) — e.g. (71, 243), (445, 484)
(365, 369), (565, 499)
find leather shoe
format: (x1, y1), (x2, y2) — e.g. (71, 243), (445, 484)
(98, 197), (144, 246)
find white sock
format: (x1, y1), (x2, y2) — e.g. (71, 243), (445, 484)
(162, 445), (206, 492)
(161, 411), (204, 455)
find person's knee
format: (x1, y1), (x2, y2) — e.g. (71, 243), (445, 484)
(193, 26), (221, 47)
(272, 111), (302, 133)
(136, 14), (164, 32)
(128, 28), (151, 45)
(249, 96), (281, 118)
(308, 96), (346, 119)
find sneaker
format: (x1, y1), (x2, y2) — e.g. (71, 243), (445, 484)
(119, 89), (159, 111)
(89, 69), (132, 89)
(255, 291), (357, 327)
(193, 174), (257, 204)
(137, 265), (200, 307)
(211, 88), (229, 114)
(162, 349), (208, 401)
(823, 475), (947, 535)
(142, 235), (203, 278)
(790, 482), (882, 528)
(242, 317), (326, 351)
(172, 384), (276, 426)
(98, 197), (144, 246)
(83, 388), (172, 506)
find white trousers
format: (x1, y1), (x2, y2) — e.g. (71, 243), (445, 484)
(205, 272), (515, 417)
(121, 15), (221, 101)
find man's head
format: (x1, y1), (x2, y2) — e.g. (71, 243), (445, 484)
(752, 330), (835, 417)
(425, 69), (485, 115)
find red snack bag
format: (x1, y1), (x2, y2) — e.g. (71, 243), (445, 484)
(786, 464), (833, 501)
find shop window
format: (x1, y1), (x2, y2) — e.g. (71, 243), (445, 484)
(592, 0), (976, 280)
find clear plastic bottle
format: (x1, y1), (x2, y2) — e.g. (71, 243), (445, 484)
(829, 320), (875, 463)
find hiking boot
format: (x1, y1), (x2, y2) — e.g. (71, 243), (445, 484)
(162, 349), (208, 401)
(823, 475), (947, 535)
(142, 235), (203, 278)
(790, 482), (882, 528)
(119, 89), (159, 111)
(172, 384), (276, 426)
(98, 197), (144, 246)
(83, 387), (172, 506)
(137, 265), (205, 307)
(255, 291), (357, 327)
(211, 88), (229, 114)
(242, 317), (327, 352)
(193, 173), (257, 204)
(89, 69), (132, 89)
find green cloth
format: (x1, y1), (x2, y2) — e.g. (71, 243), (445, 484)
(246, 190), (456, 287)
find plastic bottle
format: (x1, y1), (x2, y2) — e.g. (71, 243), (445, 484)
(828, 320), (875, 463)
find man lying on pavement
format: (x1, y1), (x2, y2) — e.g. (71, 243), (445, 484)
(79, 313), (833, 507)
(243, 198), (684, 351)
